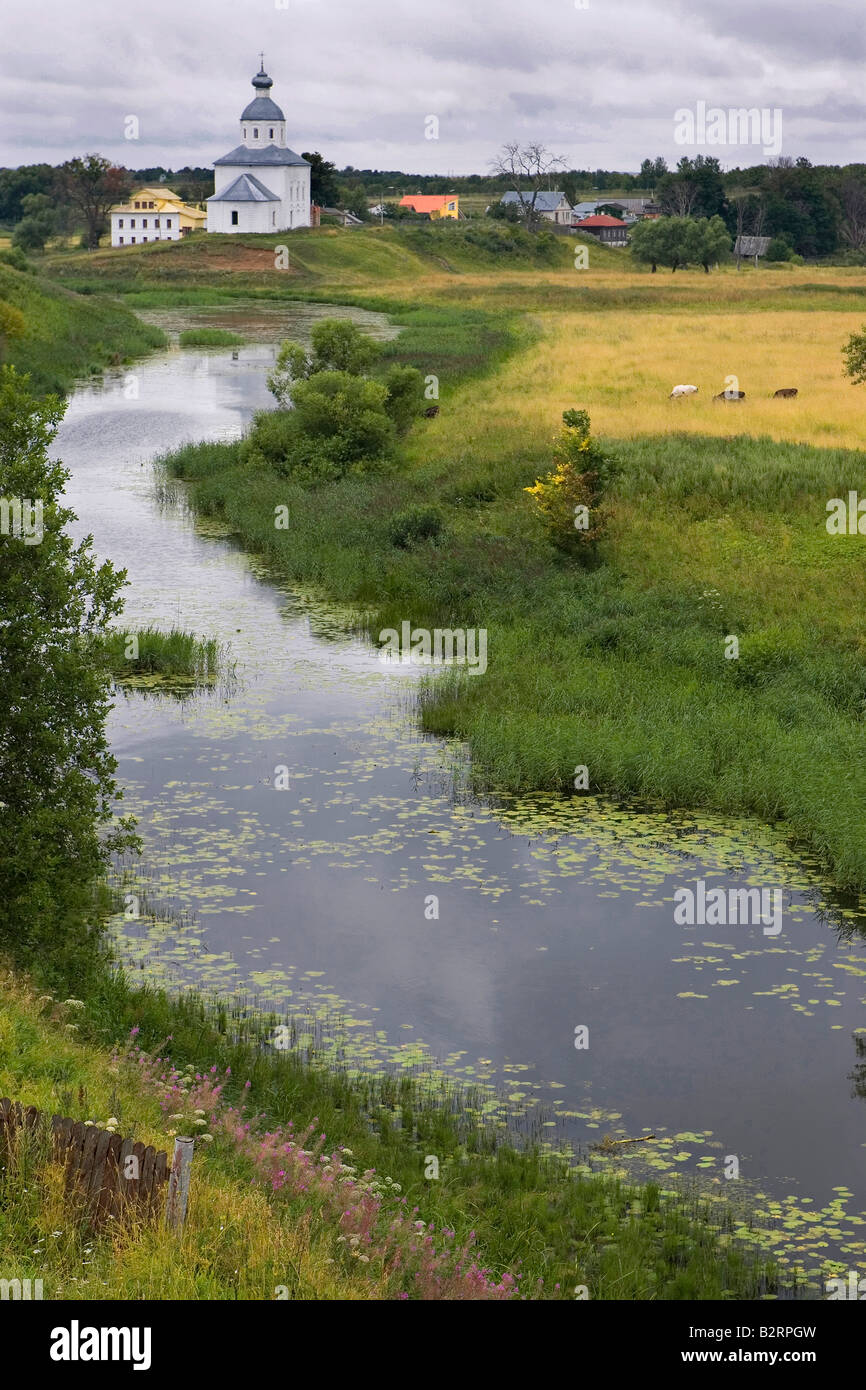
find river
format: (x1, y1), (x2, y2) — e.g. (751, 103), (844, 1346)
(55, 299), (866, 1284)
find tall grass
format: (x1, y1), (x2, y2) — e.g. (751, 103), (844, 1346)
(0, 967), (782, 1300)
(97, 626), (225, 686)
(0, 264), (165, 395)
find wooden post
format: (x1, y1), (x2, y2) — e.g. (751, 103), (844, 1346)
(165, 1137), (194, 1231)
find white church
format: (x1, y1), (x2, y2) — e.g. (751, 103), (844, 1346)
(207, 62), (311, 234)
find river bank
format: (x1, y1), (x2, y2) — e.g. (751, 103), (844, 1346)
(6, 236), (866, 1296)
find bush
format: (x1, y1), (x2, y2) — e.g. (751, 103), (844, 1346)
(382, 364), (424, 433)
(524, 408), (617, 558)
(765, 236), (794, 262)
(241, 408), (300, 467)
(290, 371), (394, 462)
(0, 247), (32, 273)
(388, 505), (444, 548)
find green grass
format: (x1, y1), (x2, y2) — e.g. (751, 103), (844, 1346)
(178, 328), (244, 347)
(159, 405), (866, 892)
(96, 626), (226, 688)
(0, 264), (165, 395)
(0, 965), (782, 1300)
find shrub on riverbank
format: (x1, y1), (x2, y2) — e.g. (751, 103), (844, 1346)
(243, 320), (425, 483)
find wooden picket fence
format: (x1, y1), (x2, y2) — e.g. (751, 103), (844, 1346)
(0, 1097), (169, 1228)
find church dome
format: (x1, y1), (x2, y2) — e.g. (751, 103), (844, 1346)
(242, 66), (284, 121)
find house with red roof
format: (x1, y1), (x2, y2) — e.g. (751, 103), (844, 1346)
(398, 194), (459, 219)
(574, 214), (629, 247)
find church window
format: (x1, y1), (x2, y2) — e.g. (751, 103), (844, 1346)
(253, 127), (259, 138)
(134, 201), (140, 209)
(118, 237), (124, 244)
(142, 219), (148, 227)
(130, 219), (136, 228)
(118, 219), (124, 228)
(143, 237), (148, 242)
(165, 219), (171, 228)
(231, 211), (239, 225)
(244, 127), (247, 138)
(154, 218), (160, 227)
(131, 237), (135, 243)
(269, 128), (274, 138)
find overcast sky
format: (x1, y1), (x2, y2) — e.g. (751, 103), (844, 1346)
(2, 0), (864, 175)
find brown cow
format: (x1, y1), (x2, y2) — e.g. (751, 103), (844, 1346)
(713, 390), (746, 401)
(773, 388), (798, 398)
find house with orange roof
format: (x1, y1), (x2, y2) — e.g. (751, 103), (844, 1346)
(398, 194), (459, 219)
(574, 214), (629, 247)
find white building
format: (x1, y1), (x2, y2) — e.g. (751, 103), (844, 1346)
(207, 64), (311, 234)
(109, 187), (207, 247)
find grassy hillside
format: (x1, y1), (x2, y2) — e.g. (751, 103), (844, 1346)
(42, 222), (624, 300)
(0, 263), (165, 394)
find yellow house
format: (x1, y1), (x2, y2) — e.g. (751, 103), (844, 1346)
(398, 194), (459, 219)
(110, 187), (207, 247)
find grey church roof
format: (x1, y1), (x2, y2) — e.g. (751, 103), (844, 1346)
(501, 190), (571, 211)
(241, 69), (284, 122)
(207, 172), (280, 203)
(241, 96), (285, 121)
(214, 143), (310, 168)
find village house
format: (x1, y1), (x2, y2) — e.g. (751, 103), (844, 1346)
(207, 63), (311, 233)
(500, 190), (572, 224)
(109, 187), (206, 247)
(574, 214), (629, 246)
(398, 194), (459, 219)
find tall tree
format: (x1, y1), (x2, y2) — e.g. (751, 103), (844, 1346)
(58, 155), (128, 249)
(0, 366), (138, 983)
(839, 177), (866, 251)
(490, 142), (567, 229)
(302, 151), (340, 207)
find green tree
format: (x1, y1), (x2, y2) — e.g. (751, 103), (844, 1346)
(629, 218), (666, 272)
(12, 193), (56, 252)
(381, 364), (424, 433)
(630, 215), (723, 272)
(290, 371), (393, 461)
(58, 155), (128, 249)
(0, 366), (138, 984)
(0, 164), (55, 225)
(267, 319), (381, 405)
(694, 214), (732, 272)
(842, 326), (866, 384)
(302, 151), (340, 207)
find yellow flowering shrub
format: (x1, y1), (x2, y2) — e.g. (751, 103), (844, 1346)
(524, 409), (614, 556)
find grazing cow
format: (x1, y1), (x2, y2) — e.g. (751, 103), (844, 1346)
(773, 388), (798, 398)
(669, 384), (698, 398)
(423, 404), (440, 418)
(713, 390), (746, 401)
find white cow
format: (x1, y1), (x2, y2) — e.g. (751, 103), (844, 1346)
(670, 384), (699, 398)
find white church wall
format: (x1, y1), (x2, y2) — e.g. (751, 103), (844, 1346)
(206, 201), (277, 235)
